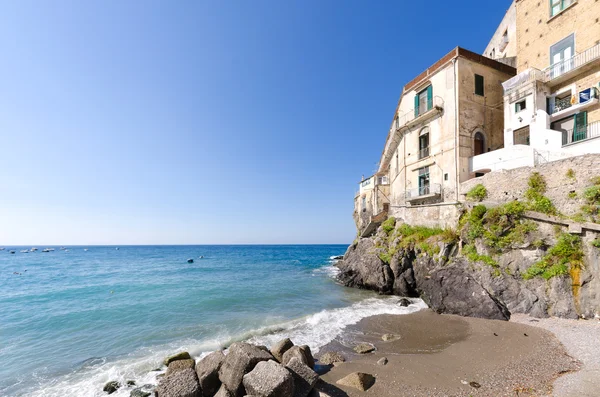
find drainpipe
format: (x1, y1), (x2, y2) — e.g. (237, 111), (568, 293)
(453, 58), (460, 202)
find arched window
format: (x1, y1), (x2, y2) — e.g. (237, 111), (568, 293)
(419, 128), (430, 159)
(474, 132), (485, 156)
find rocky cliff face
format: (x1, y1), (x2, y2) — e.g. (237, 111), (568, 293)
(337, 217), (599, 320)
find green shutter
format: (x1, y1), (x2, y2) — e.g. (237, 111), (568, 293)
(574, 112), (588, 142)
(414, 94), (419, 118)
(426, 85), (433, 110)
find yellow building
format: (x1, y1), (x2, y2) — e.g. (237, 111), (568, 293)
(472, 0), (600, 173)
(354, 48), (515, 234)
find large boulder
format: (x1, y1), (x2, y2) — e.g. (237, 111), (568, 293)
(270, 338), (294, 363)
(218, 343), (273, 396)
(130, 384), (154, 397)
(285, 357), (319, 397)
(214, 384), (234, 397)
(281, 345), (314, 369)
(316, 352), (345, 365)
(196, 350), (225, 397)
(103, 381), (120, 394)
(156, 368), (201, 397)
(164, 352), (193, 366)
(242, 360), (294, 397)
(336, 372), (375, 391)
(336, 239), (393, 294)
(167, 359), (196, 376)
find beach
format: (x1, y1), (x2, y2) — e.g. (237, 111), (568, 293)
(317, 310), (580, 397)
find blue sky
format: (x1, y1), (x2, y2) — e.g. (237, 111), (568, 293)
(0, 0), (511, 245)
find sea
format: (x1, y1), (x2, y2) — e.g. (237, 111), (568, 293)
(0, 245), (426, 396)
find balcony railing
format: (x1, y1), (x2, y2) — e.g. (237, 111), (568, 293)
(396, 96), (444, 130)
(562, 120), (600, 146)
(552, 96), (573, 114)
(418, 147), (430, 159)
(503, 68), (545, 95)
(544, 42), (600, 81)
(405, 183), (442, 200)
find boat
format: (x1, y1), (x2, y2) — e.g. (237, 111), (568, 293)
(20, 250), (29, 253)
(115, 247), (119, 250)
(9, 250), (15, 254)
(42, 248), (51, 252)
(30, 247), (38, 252)
(0, 248), (5, 251)
(60, 247), (66, 250)
(84, 248), (88, 251)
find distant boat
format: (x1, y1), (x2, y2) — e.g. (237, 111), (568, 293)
(115, 247), (119, 250)
(84, 248), (88, 251)
(64, 249), (69, 252)
(9, 250), (15, 254)
(20, 250), (29, 253)
(42, 248), (52, 252)
(30, 247), (38, 252)
(0, 248), (5, 251)
(187, 258), (194, 263)
(60, 247), (66, 250)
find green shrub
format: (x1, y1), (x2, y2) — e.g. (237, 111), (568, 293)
(528, 172), (547, 194)
(568, 191), (578, 199)
(381, 217), (396, 235)
(466, 184), (488, 202)
(566, 169), (575, 179)
(462, 244), (498, 267)
(591, 239), (600, 249)
(523, 233), (583, 280)
(523, 173), (558, 215)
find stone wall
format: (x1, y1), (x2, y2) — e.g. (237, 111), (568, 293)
(390, 203), (461, 230)
(460, 153), (600, 218)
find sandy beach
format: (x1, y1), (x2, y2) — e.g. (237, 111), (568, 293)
(316, 310), (579, 397)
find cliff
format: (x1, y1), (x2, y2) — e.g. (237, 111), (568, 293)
(338, 168), (600, 320)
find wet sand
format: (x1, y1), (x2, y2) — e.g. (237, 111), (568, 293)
(316, 310), (578, 397)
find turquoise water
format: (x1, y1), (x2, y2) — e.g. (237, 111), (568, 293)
(0, 245), (424, 396)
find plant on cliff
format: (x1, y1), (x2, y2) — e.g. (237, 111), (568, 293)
(580, 178), (600, 223)
(377, 223), (457, 262)
(462, 244), (498, 268)
(381, 217), (396, 235)
(523, 233), (583, 280)
(566, 169), (575, 179)
(466, 184), (487, 202)
(524, 172), (558, 216)
(591, 239), (600, 249)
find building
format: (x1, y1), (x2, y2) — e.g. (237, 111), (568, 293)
(483, 1), (517, 67)
(354, 47), (515, 234)
(472, 0), (600, 174)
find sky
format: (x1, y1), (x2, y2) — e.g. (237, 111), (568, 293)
(0, 0), (512, 245)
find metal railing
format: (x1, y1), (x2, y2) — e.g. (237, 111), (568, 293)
(396, 96), (444, 130)
(405, 183), (441, 199)
(543, 42), (600, 81)
(503, 68), (545, 94)
(551, 96), (573, 114)
(418, 147), (430, 159)
(562, 120), (600, 146)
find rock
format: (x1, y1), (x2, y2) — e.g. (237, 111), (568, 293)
(164, 352), (192, 366)
(242, 360), (294, 397)
(214, 384), (234, 397)
(398, 298), (411, 307)
(377, 357), (388, 366)
(282, 345), (315, 369)
(196, 350), (225, 397)
(167, 359), (196, 376)
(336, 372), (375, 391)
(126, 380), (136, 386)
(353, 343), (375, 354)
(469, 381), (481, 389)
(285, 357), (319, 397)
(317, 352), (345, 365)
(218, 342), (273, 396)
(336, 239), (393, 294)
(381, 333), (400, 341)
(103, 381), (121, 394)
(332, 255), (343, 260)
(270, 338), (294, 363)
(130, 384), (154, 397)
(156, 368), (201, 397)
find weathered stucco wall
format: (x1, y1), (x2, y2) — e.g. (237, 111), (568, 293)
(460, 153), (600, 218)
(484, 1), (517, 61)
(390, 203), (461, 230)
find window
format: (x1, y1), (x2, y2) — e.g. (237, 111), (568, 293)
(418, 128), (430, 159)
(475, 74), (484, 96)
(418, 166), (430, 196)
(550, 0), (574, 17)
(474, 132), (485, 156)
(514, 126), (530, 145)
(549, 34), (575, 78)
(414, 85), (432, 117)
(515, 100), (526, 113)
(499, 29), (509, 52)
(361, 196), (366, 211)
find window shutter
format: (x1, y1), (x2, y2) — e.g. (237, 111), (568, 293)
(414, 94), (419, 118)
(426, 85), (433, 110)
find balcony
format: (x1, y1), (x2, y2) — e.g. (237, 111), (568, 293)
(502, 68), (545, 95)
(543, 43), (600, 84)
(550, 96), (573, 115)
(562, 120), (600, 146)
(418, 146), (430, 159)
(405, 183), (442, 201)
(396, 96), (444, 131)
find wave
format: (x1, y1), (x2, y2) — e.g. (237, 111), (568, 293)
(17, 296), (427, 397)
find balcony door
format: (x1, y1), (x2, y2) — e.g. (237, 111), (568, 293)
(550, 34), (574, 78)
(418, 166), (430, 196)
